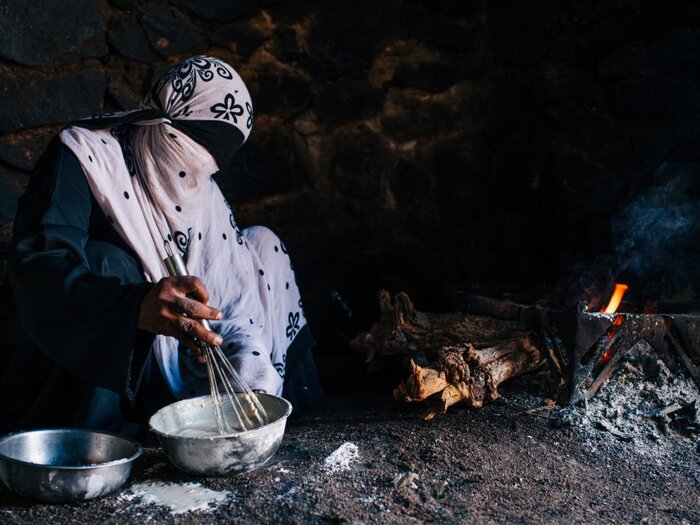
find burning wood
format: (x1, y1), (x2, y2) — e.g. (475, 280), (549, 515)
(570, 315), (628, 403)
(350, 290), (546, 419)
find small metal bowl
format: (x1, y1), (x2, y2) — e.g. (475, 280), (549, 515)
(149, 394), (292, 477)
(0, 429), (142, 503)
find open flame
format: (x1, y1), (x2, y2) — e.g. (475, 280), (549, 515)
(601, 283), (629, 314)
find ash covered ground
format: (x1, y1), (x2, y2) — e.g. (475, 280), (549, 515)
(0, 358), (698, 524)
(553, 340), (700, 460)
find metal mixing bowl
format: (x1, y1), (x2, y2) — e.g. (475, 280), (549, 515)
(149, 393), (292, 476)
(0, 429), (142, 503)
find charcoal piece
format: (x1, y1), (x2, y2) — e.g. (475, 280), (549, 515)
(594, 419), (633, 441)
(669, 400), (700, 434)
(645, 403), (682, 418)
(0, 0), (106, 66)
(0, 71), (106, 133)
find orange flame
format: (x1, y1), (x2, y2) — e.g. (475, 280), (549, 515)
(601, 283), (629, 314)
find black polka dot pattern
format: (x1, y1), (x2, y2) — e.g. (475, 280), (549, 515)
(167, 234), (172, 241)
(88, 155), (93, 163)
(100, 138), (107, 144)
(249, 319), (254, 324)
(274, 246), (279, 252)
(252, 351), (260, 356)
(259, 269), (264, 276)
(179, 171), (186, 178)
(123, 191), (129, 199)
(222, 233), (227, 240)
(175, 205), (182, 212)
(285, 282), (289, 289)
(198, 232), (202, 240)
(267, 284), (271, 291)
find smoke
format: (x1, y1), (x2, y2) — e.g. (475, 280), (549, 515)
(610, 168), (700, 302)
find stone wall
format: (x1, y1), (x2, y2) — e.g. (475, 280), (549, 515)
(1, 0), (700, 326)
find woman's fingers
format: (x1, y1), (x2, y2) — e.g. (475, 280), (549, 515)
(174, 315), (223, 348)
(172, 331), (206, 363)
(172, 275), (210, 305)
(138, 277), (224, 365)
(173, 296), (221, 321)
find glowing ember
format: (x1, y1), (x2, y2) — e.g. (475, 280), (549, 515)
(601, 283), (629, 314)
(606, 315), (625, 339)
(600, 316), (625, 364)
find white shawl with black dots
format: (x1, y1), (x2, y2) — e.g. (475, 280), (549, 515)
(59, 56), (305, 398)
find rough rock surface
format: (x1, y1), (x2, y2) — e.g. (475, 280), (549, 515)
(108, 15), (158, 63)
(0, 0), (106, 66)
(0, 71), (105, 133)
(0, 0), (698, 344)
(141, 4), (207, 56)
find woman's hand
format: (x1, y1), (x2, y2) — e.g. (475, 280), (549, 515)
(138, 276), (223, 363)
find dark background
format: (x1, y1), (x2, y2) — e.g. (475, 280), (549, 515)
(1, 0), (699, 342)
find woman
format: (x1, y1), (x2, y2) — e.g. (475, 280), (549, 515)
(0, 56), (322, 436)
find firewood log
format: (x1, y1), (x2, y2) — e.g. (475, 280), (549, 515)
(351, 290), (545, 419)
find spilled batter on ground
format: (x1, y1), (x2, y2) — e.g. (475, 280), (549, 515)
(121, 481), (229, 515)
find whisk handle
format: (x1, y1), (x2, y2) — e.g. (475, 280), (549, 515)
(164, 251), (189, 279)
(164, 250), (215, 333)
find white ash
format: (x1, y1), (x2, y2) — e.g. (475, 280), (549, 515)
(554, 340), (700, 456)
(322, 442), (359, 473)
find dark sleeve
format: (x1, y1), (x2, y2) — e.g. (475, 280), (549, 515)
(8, 140), (155, 401)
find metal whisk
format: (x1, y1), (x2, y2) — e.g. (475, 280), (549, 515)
(163, 243), (270, 434)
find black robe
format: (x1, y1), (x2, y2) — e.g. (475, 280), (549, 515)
(0, 138), (322, 436)
(0, 139), (168, 435)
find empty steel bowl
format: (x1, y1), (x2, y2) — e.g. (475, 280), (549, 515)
(149, 393), (292, 476)
(0, 429), (142, 503)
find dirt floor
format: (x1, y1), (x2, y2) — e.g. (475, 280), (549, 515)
(0, 373), (699, 524)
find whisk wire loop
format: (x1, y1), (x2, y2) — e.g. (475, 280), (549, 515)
(163, 245), (270, 435)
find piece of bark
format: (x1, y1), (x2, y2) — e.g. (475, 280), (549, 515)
(351, 290), (532, 364)
(351, 290), (545, 419)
